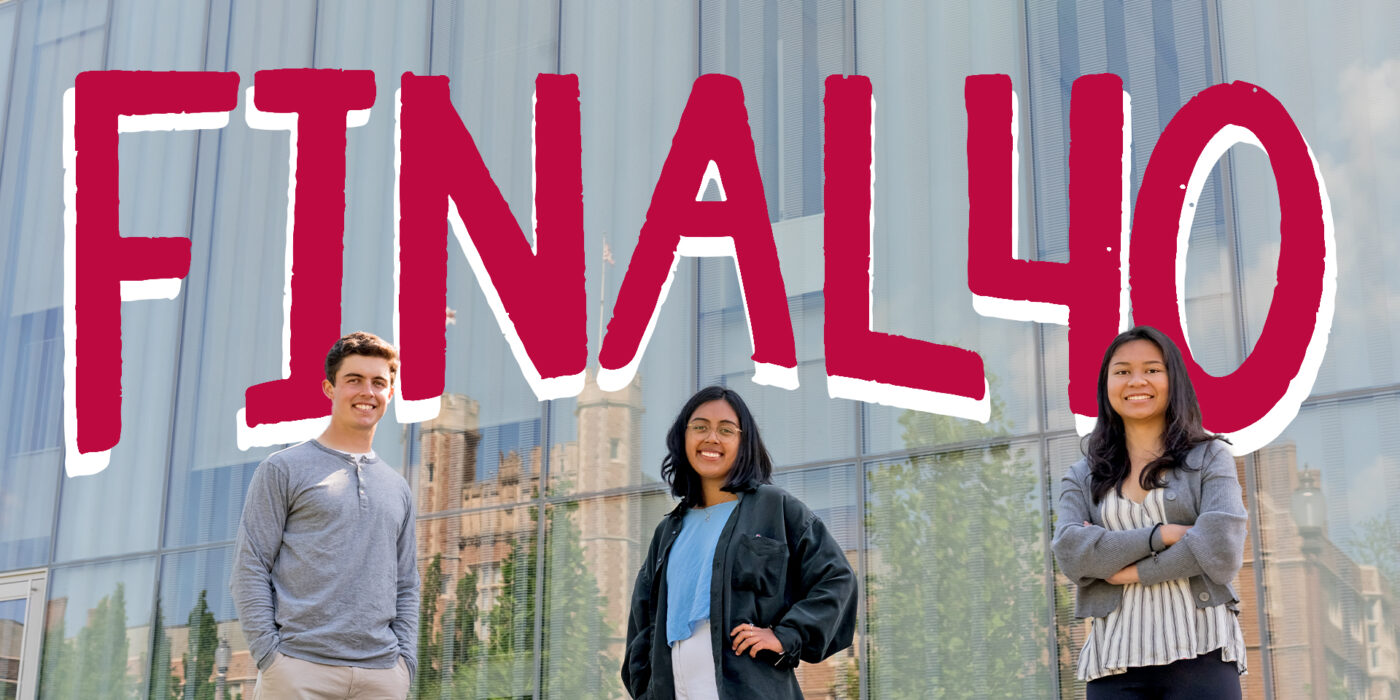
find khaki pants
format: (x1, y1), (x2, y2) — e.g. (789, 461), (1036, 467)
(254, 652), (410, 699)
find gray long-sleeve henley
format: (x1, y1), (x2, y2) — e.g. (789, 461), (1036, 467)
(231, 440), (419, 681)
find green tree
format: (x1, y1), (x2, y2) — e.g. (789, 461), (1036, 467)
(1346, 515), (1400, 583)
(78, 583), (132, 698)
(432, 567), (482, 698)
(483, 531), (536, 699)
(541, 499), (620, 699)
(181, 589), (219, 700)
(39, 607), (74, 698)
(41, 583), (134, 699)
(1054, 579), (1082, 700)
(838, 653), (860, 700)
(451, 567), (481, 670)
(408, 478), (617, 698)
(862, 395), (1049, 698)
(146, 596), (181, 700)
(414, 554), (444, 698)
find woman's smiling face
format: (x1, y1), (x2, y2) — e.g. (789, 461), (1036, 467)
(685, 399), (741, 486)
(1106, 339), (1169, 427)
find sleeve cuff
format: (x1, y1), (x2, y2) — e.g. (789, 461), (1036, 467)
(1135, 541), (1195, 586)
(253, 643), (278, 671)
(772, 625), (803, 668)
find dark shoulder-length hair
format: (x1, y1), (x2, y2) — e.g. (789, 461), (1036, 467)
(1083, 325), (1226, 503)
(662, 386), (774, 508)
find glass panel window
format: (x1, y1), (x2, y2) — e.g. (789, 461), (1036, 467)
(0, 309), (60, 570)
(0, 0), (105, 565)
(1251, 397), (1400, 698)
(1047, 434), (1084, 699)
(549, 1), (700, 497)
(700, 0), (847, 222)
(772, 464), (861, 698)
(692, 0), (860, 468)
(163, 0), (317, 535)
(866, 439), (1050, 697)
(414, 506), (541, 699)
(1220, 0), (1400, 396)
(540, 492), (676, 699)
(0, 598), (24, 698)
(37, 0), (210, 562)
(699, 261), (858, 467)
(40, 558), (155, 699)
(859, 0), (1041, 451)
(165, 0), (431, 546)
(0, 2), (20, 147)
(1030, 0), (1242, 431)
(151, 547), (247, 700)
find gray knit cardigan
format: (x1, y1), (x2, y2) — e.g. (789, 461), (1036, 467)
(1052, 440), (1247, 619)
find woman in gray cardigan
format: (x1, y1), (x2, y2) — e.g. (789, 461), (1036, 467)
(1052, 326), (1247, 699)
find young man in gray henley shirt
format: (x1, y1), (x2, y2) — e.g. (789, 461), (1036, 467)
(232, 332), (420, 699)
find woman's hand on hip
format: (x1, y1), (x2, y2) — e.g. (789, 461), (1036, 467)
(730, 622), (784, 658)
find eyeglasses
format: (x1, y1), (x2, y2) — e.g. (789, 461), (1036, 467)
(687, 422), (742, 441)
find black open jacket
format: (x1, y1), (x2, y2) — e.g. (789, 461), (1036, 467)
(622, 484), (858, 699)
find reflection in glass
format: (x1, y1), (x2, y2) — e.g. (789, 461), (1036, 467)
(0, 598), (23, 700)
(857, 0), (1040, 451)
(0, 308), (60, 571)
(412, 394), (544, 515)
(50, 0), (209, 563)
(40, 558), (154, 699)
(1222, 0), (1400, 396)
(414, 506), (540, 699)
(152, 547), (250, 700)
(164, 461), (259, 549)
(772, 465), (861, 699)
(163, 0), (316, 521)
(551, 1), (699, 497)
(548, 374), (650, 497)
(1048, 434), (1088, 700)
(541, 498), (634, 699)
(1251, 399), (1400, 700)
(698, 257), (858, 467)
(866, 424), (1048, 698)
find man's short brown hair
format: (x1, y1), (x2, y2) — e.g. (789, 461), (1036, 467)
(325, 332), (399, 384)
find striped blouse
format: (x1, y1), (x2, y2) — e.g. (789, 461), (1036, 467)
(1078, 488), (1247, 682)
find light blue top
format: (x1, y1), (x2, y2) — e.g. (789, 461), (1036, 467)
(665, 499), (739, 646)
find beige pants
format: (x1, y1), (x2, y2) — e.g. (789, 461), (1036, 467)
(254, 652), (410, 699)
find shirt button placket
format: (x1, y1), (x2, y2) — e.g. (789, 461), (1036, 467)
(357, 461), (368, 507)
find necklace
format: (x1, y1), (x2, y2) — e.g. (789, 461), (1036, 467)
(697, 501), (727, 521)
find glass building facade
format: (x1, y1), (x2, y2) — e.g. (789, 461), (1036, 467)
(0, 0), (1396, 698)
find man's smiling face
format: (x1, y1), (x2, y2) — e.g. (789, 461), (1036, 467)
(323, 354), (394, 435)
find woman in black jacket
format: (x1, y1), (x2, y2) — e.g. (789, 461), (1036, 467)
(622, 386), (859, 699)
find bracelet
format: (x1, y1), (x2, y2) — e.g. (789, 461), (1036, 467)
(1148, 522), (1163, 554)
